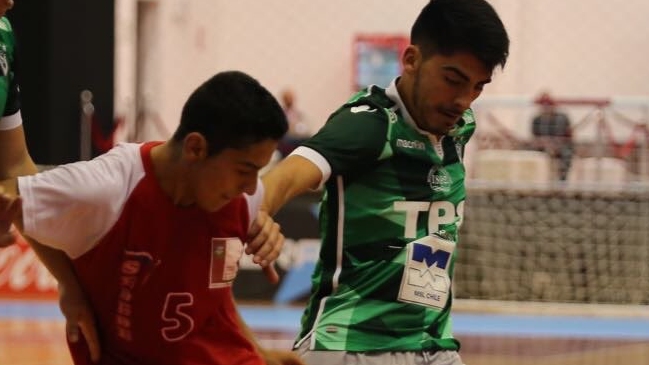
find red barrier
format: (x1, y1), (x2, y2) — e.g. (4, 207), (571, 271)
(0, 235), (58, 299)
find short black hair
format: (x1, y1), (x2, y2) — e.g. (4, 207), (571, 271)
(411, 0), (510, 71)
(172, 71), (288, 156)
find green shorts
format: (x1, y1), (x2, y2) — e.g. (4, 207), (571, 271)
(295, 336), (464, 365)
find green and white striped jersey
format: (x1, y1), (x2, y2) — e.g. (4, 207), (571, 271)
(293, 81), (475, 352)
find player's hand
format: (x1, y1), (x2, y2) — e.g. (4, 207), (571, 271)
(59, 281), (102, 363)
(0, 188), (21, 247)
(246, 210), (284, 284)
(261, 349), (306, 365)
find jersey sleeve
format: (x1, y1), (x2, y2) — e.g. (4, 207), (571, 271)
(3, 39), (19, 117)
(301, 105), (388, 176)
(18, 144), (145, 258)
(3, 67), (20, 117)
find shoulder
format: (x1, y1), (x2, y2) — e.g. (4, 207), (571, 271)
(89, 143), (143, 181)
(299, 86), (397, 173)
(29, 143), (143, 198)
(324, 86), (394, 135)
(338, 86), (395, 118)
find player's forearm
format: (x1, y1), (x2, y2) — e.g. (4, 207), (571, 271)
(0, 125), (39, 179)
(8, 153), (38, 177)
(261, 155), (322, 216)
(262, 169), (298, 216)
(0, 176), (23, 227)
(27, 238), (80, 290)
(1, 174), (79, 288)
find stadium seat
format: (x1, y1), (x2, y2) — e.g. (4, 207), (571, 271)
(473, 149), (554, 183)
(567, 157), (628, 184)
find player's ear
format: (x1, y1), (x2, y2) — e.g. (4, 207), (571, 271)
(183, 132), (208, 161)
(402, 45), (421, 75)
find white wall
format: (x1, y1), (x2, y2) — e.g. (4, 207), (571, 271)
(115, 0), (649, 140)
(491, 0), (649, 97)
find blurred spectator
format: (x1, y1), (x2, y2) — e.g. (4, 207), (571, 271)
(531, 92), (574, 180)
(277, 88), (310, 157)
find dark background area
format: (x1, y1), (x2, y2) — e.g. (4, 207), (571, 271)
(8, 1), (115, 164)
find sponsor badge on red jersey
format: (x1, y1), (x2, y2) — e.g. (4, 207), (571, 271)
(209, 237), (243, 288)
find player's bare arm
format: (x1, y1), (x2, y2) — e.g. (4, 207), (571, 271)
(261, 154), (323, 215)
(0, 176), (102, 362)
(0, 180), (21, 246)
(28, 235), (102, 363)
(0, 124), (36, 179)
(245, 155), (322, 284)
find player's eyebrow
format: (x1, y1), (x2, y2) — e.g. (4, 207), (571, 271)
(442, 65), (492, 84)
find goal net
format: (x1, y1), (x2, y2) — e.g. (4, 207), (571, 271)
(455, 95), (649, 304)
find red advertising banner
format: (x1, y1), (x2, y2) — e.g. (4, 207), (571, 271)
(0, 235), (58, 299)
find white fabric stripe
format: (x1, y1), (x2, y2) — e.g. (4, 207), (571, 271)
(332, 175), (344, 292)
(307, 298), (327, 350)
(305, 175), (345, 350)
(289, 146), (331, 190)
(292, 327), (313, 350)
(0, 111), (22, 130)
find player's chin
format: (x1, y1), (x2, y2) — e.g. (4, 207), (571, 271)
(427, 123), (454, 136)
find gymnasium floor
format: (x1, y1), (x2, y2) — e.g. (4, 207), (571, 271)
(1, 301), (648, 365)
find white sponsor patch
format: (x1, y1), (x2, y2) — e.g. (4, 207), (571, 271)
(209, 237), (243, 288)
(398, 235), (456, 310)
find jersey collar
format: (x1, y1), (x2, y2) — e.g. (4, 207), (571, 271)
(385, 78), (442, 143)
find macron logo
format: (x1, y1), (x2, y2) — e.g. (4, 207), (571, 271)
(396, 138), (426, 151)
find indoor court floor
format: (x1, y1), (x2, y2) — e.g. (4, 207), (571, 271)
(1, 301), (648, 365)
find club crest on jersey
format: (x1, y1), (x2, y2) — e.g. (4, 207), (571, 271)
(427, 165), (452, 193)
